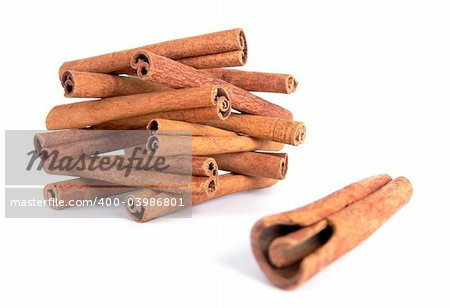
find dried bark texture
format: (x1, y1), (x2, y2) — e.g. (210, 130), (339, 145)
(44, 178), (137, 210)
(39, 131), (149, 159)
(190, 113), (306, 145)
(251, 175), (413, 290)
(211, 152), (288, 180)
(131, 52), (293, 119)
(59, 28), (247, 79)
(147, 119), (237, 137)
(43, 156), (216, 196)
(125, 173), (277, 222)
(146, 135), (284, 156)
(123, 152), (218, 177)
(179, 50), (246, 68)
(34, 130), (114, 154)
(46, 85), (230, 129)
(92, 106), (230, 130)
(62, 71), (171, 98)
(202, 69), (298, 93)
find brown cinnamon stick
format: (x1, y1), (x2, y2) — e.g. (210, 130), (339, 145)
(46, 85), (230, 129)
(202, 69), (298, 93)
(125, 173), (277, 222)
(179, 50), (246, 68)
(189, 113), (306, 145)
(43, 156), (216, 196)
(92, 106), (231, 130)
(59, 28), (247, 80)
(251, 175), (413, 290)
(147, 119), (236, 137)
(146, 135), (284, 156)
(62, 71), (171, 98)
(44, 178), (137, 210)
(34, 130), (114, 154)
(131, 51), (293, 119)
(123, 151), (218, 177)
(211, 152), (288, 179)
(39, 131), (150, 159)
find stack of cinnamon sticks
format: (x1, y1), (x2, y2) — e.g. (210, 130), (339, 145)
(40, 28), (305, 221)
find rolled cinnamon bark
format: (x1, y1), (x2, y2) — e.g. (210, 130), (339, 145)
(190, 113), (306, 145)
(34, 130), (114, 154)
(62, 71), (171, 98)
(43, 156), (216, 196)
(147, 119), (236, 137)
(44, 178), (138, 210)
(211, 152), (288, 180)
(179, 50), (246, 69)
(46, 85), (231, 129)
(202, 69), (298, 93)
(146, 135), (284, 156)
(125, 173), (277, 222)
(92, 106), (231, 130)
(58, 28), (247, 79)
(251, 175), (413, 290)
(123, 151), (218, 177)
(40, 131), (150, 159)
(131, 51), (293, 119)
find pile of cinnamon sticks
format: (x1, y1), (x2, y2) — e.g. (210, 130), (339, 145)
(40, 28), (305, 221)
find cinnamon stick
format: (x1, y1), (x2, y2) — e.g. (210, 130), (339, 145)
(46, 85), (231, 129)
(251, 175), (413, 290)
(146, 135), (284, 156)
(179, 50), (246, 69)
(58, 28), (247, 80)
(39, 131), (150, 159)
(147, 119), (236, 137)
(202, 69), (298, 93)
(92, 106), (231, 130)
(44, 178), (137, 210)
(211, 152), (288, 179)
(123, 150), (218, 177)
(190, 113), (306, 145)
(125, 173), (277, 222)
(34, 130), (114, 154)
(131, 51), (293, 119)
(43, 156), (217, 196)
(62, 71), (171, 98)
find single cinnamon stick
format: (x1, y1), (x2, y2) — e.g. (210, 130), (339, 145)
(34, 130), (114, 154)
(211, 152), (288, 180)
(202, 69), (298, 93)
(190, 113), (306, 145)
(43, 156), (217, 196)
(123, 150), (218, 177)
(58, 28), (247, 80)
(131, 51), (293, 119)
(146, 135), (284, 156)
(125, 173), (277, 222)
(251, 175), (413, 290)
(39, 131), (150, 159)
(44, 178), (138, 210)
(179, 50), (246, 69)
(147, 119), (236, 137)
(92, 106), (231, 130)
(46, 85), (231, 129)
(62, 71), (171, 98)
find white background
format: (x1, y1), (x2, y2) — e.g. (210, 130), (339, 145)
(1, 0), (449, 307)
